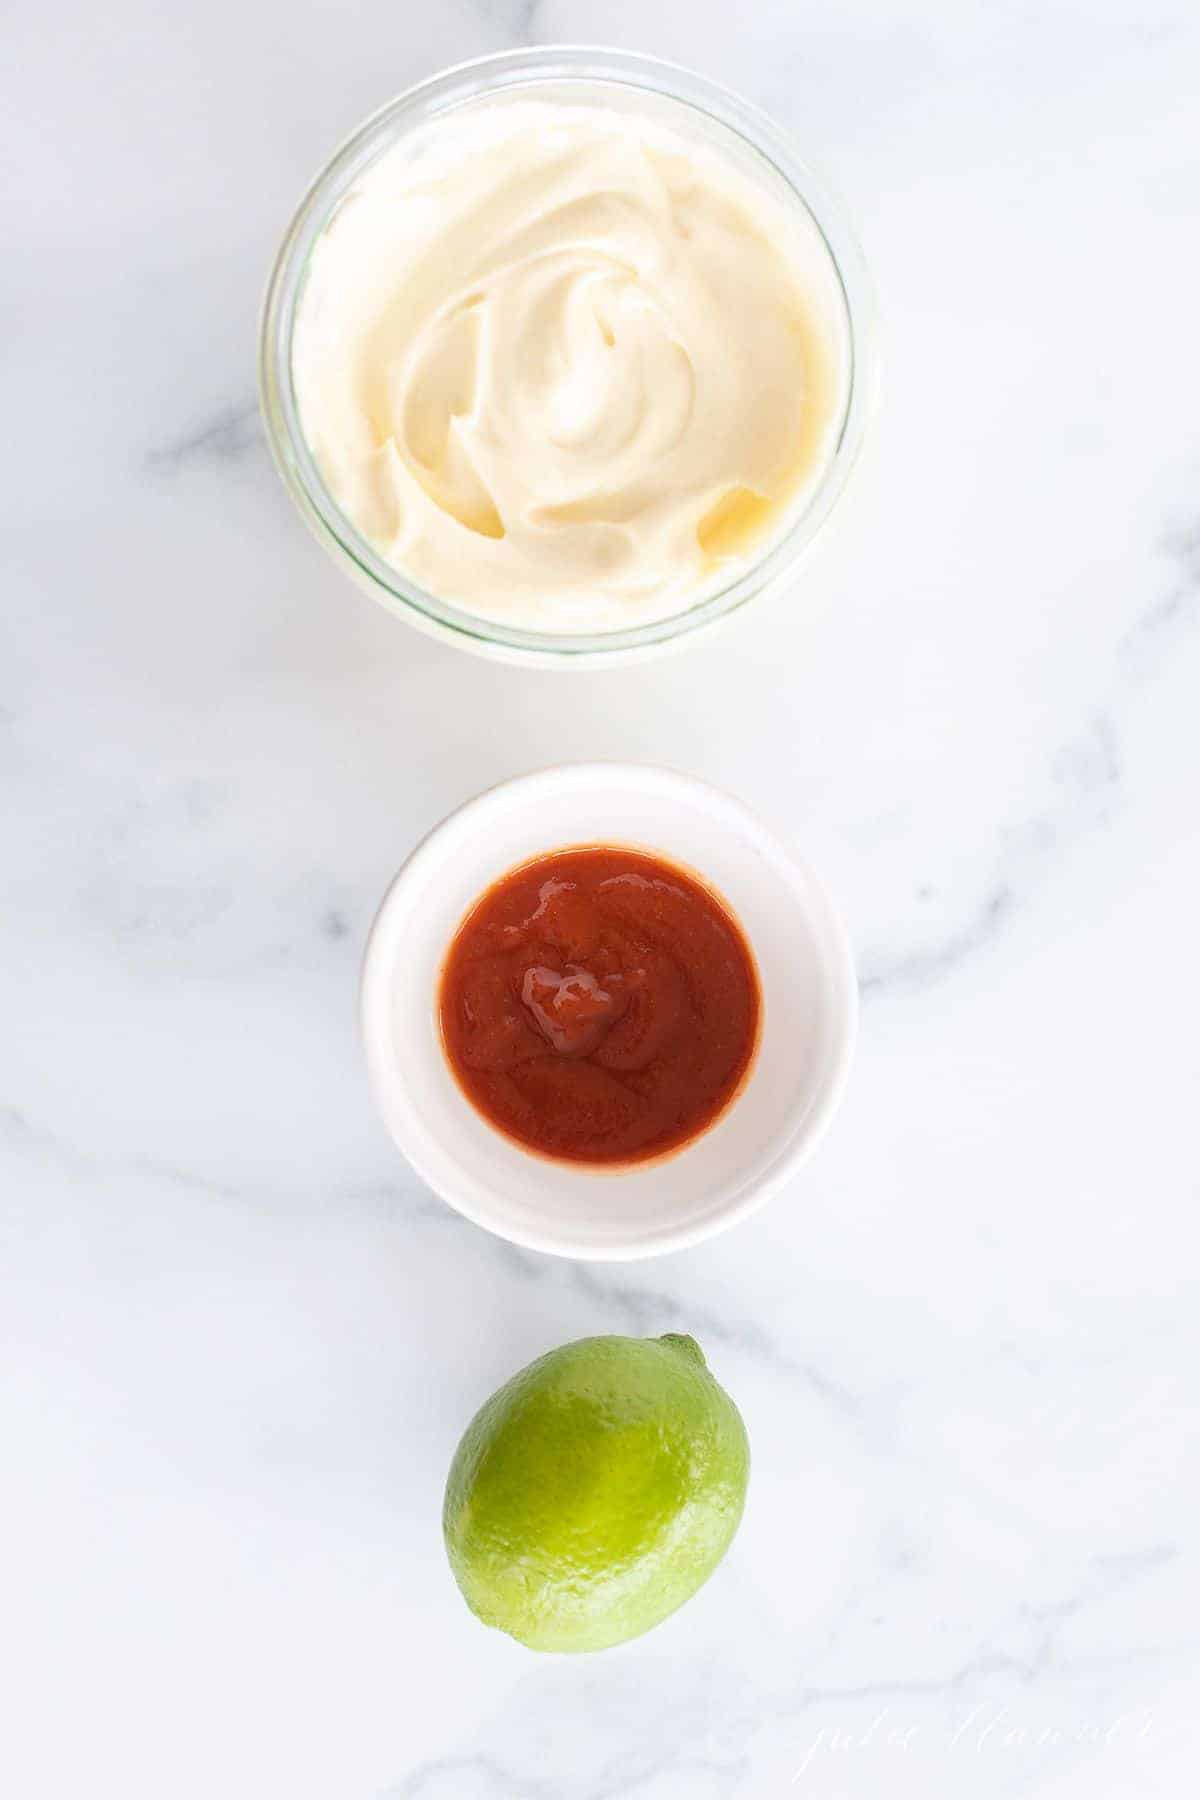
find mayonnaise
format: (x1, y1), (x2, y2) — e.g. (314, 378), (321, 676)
(293, 101), (848, 630)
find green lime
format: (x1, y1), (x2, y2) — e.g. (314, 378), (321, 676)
(442, 1332), (749, 1652)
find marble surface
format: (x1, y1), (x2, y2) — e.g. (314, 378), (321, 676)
(5, 2), (1200, 1795)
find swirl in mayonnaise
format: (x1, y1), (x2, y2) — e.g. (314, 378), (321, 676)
(293, 102), (848, 629)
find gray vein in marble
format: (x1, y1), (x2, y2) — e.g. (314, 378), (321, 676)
(321, 906), (351, 941)
(143, 399), (263, 473)
(385, 1593), (1179, 1800)
(384, 1755), (559, 1800)
(779, 1640), (1175, 1717)
(570, 1264), (866, 1420)
(0, 1099), (447, 1225)
(1091, 1545), (1180, 1583)
(478, 1239), (866, 1421)
(385, 1751), (747, 1800)
(1016, 1545), (1182, 1652)
(384, 1667), (752, 1800)
(859, 882), (1015, 997)
(798, 1543), (1184, 1719)
(1122, 516), (1200, 655)
(473, 0), (543, 47)
(859, 709), (1122, 998)
(860, 492), (1200, 1003)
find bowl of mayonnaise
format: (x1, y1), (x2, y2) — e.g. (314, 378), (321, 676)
(260, 48), (876, 666)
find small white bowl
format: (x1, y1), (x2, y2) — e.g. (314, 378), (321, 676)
(361, 765), (857, 1261)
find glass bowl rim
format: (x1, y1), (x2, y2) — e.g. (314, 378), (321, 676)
(258, 45), (877, 666)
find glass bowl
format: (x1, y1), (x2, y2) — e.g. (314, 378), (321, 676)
(259, 47), (876, 668)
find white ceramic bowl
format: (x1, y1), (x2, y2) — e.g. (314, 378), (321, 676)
(361, 765), (857, 1260)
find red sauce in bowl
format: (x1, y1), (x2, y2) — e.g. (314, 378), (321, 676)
(438, 845), (759, 1165)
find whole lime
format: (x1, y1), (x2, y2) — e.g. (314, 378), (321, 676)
(442, 1332), (749, 1652)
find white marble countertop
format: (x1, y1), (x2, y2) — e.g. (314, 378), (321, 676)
(5, 3), (1200, 1795)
